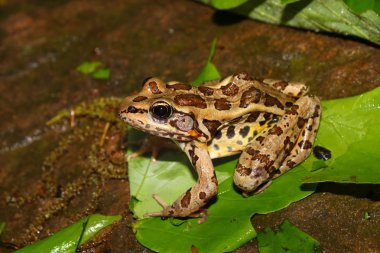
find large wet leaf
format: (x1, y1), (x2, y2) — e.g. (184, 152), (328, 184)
(131, 87), (380, 252)
(132, 154), (315, 252)
(15, 214), (121, 253)
(257, 220), (321, 253)
(303, 87), (380, 184)
(199, 0), (380, 46)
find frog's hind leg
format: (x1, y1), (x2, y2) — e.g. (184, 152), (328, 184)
(145, 140), (218, 217)
(274, 99), (321, 177)
(233, 96), (321, 194)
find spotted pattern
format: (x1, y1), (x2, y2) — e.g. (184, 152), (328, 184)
(133, 96), (148, 102)
(268, 126), (283, 136)
(166, 83), (192, 90)
(181, 189), (192, 208)
(264, 94), (284, 109)
(148, 81), (162, 94)
(240, 87), (261, 108)
(239, 126), (250, 138)
(226, 125), (235, 139)
(174, 94), (207, 109)
(198, 86), (214, 96)
(214, 98), (231, 110)
(202, 119), (222, 136)
(221, 83), (239, 96)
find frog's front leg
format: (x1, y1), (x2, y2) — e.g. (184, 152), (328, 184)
(145, 140), (218, 217)
(234, 95), (320, 193)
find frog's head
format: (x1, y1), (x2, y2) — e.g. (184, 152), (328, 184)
(120, 77), (204, 142)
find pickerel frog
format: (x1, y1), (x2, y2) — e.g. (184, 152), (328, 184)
(120, 73), (321, 217)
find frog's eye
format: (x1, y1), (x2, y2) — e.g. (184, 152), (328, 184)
(150, 102), (173, 119)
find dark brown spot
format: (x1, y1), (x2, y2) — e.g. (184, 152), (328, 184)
(181, 189), (192, 208)
(198, 86), (214, 96)
(214, 130), (222, 139)
(297, 118), (306, 128)
(133, 96), (148, 102)
(127, 106), (138, 113)
(285, 102), (293, 107)
(268, 166), (281, 178)
(166, 83), (192, 90)
(264, 94), (284, 109)
(188, 144), (199, 165)
(236, 140), (243, 145)
(312, 105), (321, 118)
(259, 120), (267, 126)
(256, 136), (265, 143)
(268, 126), (283, 136)
(246, 112), (260, 122)
(174, 94), (207, 109)
(240, 87), (261, 108)
(284, 136), (291, 147)
(287, 104), (299, 115)
(236, 164), (252, 176)
(273, 81), (288, 90)
(213, 144), (220, 150)
(214, 98), (231, 110)
(202, 119), (222, 136)
(221, 82), (239, 96)
(148, 81), (162, 94)
(199, 192), (206, 200)
(239, 126), (250, 138)
(246, 148), (273, 168)
(298, 140), (313, 150)
(226, 125), (235, 139)
(286, 160), (296, 168)
(246, 147), (259, 156)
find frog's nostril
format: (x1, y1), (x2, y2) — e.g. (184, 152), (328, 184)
(127, 106), (138, 113)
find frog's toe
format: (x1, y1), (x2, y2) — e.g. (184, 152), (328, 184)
(143, 194), (173, 217)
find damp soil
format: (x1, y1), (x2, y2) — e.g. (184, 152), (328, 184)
(0, 0), (379, 252)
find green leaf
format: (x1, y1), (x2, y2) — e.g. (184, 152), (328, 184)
(192, 39), (221, 85)
(14, 214), (121, 253)
(281, 0), (301, 5)
(76, 61), (103, 74)
(92, 68), (110, 79)
(198, 0), (380, 46)
(76, 61), (111, 80)
(130, 132), (316, 252)
(257, 220), (321, 253)
(210, 0), (249, 10)
(344, 0), (380, 16)
(363, 211), (371, 220)
(303, 87), (380, 184)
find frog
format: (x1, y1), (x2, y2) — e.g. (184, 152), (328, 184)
(119, 72), (321, 218)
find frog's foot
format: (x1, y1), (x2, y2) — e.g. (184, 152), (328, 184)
(144, 194), (209, 222)
(143, 194), (172, 217)
(127, 135), (178, 161)
(234, 96), (321, 193)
